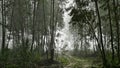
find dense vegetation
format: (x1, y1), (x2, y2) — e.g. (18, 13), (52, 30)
(0, 0), (120, 68)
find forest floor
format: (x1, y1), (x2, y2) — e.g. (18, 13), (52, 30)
(62, 54), (102, 68)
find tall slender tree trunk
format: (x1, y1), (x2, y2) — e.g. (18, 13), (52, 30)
(86, 21), (103, 57)
(18, 0), (25, 47)
(50, 0), (55, 61)
(94, 0), (107, 67)
(6, 0), (14, 48)
(113, 0), (120, 63)
(31, 0), (36, 51)
(42, 0), (46, 50)
(107, 0), (115, 63)
(1, 0), (6, 55)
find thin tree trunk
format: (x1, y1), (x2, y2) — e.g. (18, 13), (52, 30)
(50, 0), (55, 61)
(18, 0), (24, 47)
(6, 1), (14, 48)
(86, 18), (103, 59)
(31, 0), (36, 51)
(94, 0), (107, 67)
(107, 0), (115, 63)
(113, 0), (120, 63)
(1, 0), (6, 55)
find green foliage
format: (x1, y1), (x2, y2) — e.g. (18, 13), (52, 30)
(58, 56), (70, 66)
(66, 0), (120, 67)
(5, 64), (19, 68)
(30, 52), (41, 62)
(0, 0), (120, 67)
(0, 43), (42, 68)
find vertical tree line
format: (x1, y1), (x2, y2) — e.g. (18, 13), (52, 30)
(67, 0), (120, 67)
(0, 0), (61, 67)
(113, 0), (120, 62)
(1, 0), (6, 55)
(94, 0), (107, 66)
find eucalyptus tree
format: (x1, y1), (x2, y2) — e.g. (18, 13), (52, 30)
(1, 0), (6, 55)
(94, 0), (107, 66)
(66, 0), (109, 66)
(68, 0), (120, 67)
(107, 0), (114, 62)
(0, 0), (61, 64)
(30, 0), (61, 60)
(68, 0), (102, 56)
(113, 0), (120, 62)
(99, 0), (120, 64)
(31, 0), (36, 51)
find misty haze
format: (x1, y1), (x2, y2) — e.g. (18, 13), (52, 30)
(0, 0), (120, 68)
